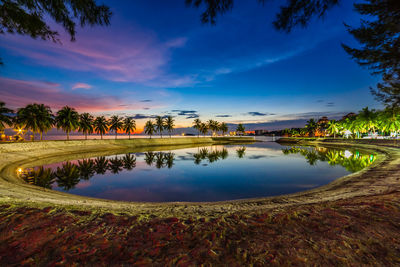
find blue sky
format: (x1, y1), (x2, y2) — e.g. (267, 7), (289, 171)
(0, 0), (381, 130)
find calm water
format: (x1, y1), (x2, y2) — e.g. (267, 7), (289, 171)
(20, 141), (376, 202)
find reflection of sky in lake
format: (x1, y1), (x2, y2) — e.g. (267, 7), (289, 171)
(34, 142), (371, 202)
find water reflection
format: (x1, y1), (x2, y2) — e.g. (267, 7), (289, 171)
(19, 145), (377, 199)
(282, 146), (376, 172)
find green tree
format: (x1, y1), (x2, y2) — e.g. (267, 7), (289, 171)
(208, 119), (219, 136)
(236, 123), (245, 136)
(55, 106), (79, 141)
(94, 116), (108, 139)
(123, 117), (136, 139)
(220, 122), (228, 136)
(0, 0), (111, 64)
(326, 120), (340, 138)
(144, 120), (155, 138)
(341, 1), (400, 109)
(109, 115), (123, 139)
(193, 118), (202, 137)
(358, 107), (378, 134)
(78, 113), (94, 140)
(378, 108), (400, 137)
(155, 116), (165, 138)
(0, 101), (13, 134)
(200, 122), (208, 137)
(165, 116), (175, 137)
(305, 119), (318, 137)
(16, 103), (53, 141)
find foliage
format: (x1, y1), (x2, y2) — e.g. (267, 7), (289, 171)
(93, 116), (108, 139)
(123, 117), (136, 139)
(55, 106), (80, 141)
(109, 115), (123, 139)
(15, 103), (53, 141)
(144, 120), (155, 138)
(0, 101), (13, 133)
(78, 113), (94, 140)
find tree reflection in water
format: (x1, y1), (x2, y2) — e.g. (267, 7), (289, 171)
(55, 162), (80, 191)
(282, 146), (376, 172)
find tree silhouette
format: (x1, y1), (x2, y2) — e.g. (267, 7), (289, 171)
(144, 120), (155, 139)
(165, 116), (175, 138)
(0, 101), (13, 135)
(0, 0), (111, 64)
(16, 103), (53, 141)
(78, 113), (94, 140)
(94, 116), (108, 139)
(55, 106), (80, 141)
(109, 115), (123, 139)
(123, 117), (136, 139)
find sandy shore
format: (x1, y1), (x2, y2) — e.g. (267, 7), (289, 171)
(0, 137), (399, 219)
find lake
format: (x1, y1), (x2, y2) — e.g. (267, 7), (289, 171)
(20, 141), (376, 202)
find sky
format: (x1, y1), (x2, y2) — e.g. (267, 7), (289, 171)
(0, 0), (382, 131)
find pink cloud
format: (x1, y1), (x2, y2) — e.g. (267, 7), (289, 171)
(0, 77), (126, 112)
(1, 24), (191, 87)
(72, 83), (92, 90)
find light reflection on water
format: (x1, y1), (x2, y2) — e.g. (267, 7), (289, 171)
(19, 142), (376, 202)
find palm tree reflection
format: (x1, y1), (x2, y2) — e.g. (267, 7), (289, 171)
(236, 147), (246, 158)
(282, 146), (376, 172)
(55, 162), (80, 191)
(123, 154), (136, 170)
(78, 159), (95, 180)
(109, 156), (123, 174)
(95, 157), (109, 174)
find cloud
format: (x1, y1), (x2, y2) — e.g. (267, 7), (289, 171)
(129, 114), (157, 120)
(1, 26), (192, 87)
(247, 112), (275, 116)
(326, 102), (335, 107)
(171, 110), (199, 119)
(140, 99), (152, 102)
(216, 114), (232, 118)
(0, 77), (127, 112)
(71, 83), (92, 90)
(185, 114), (199, 119)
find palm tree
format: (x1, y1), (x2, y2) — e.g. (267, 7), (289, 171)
(164, 116), (174, 137)
(220, 122), (228, 136)
(305, 119), (318, 137)
(193, 118), (202, 137)
(0, 101), (13, 135)
(109, 115), (123, 139)
(123, 117), (136, 139)
(208, 120), (219, 136)
(144, 152), (155, 165)
(236, 147), (246, 158)
(358, 107), (378, 135)
(236, 124), (245, 136)
(94, 116), (108, 139)
(164, 152), (174, 168)
(78, 113), (94, 140)
(326, 120), (340, 138)
(16, 103), (54, 141)
(200, 122), (208, 137)
(379, 108), (400, 137)
(55, 106), (79, 141)
(155, 116), (165, 138)
(144, 120), (155, 138)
